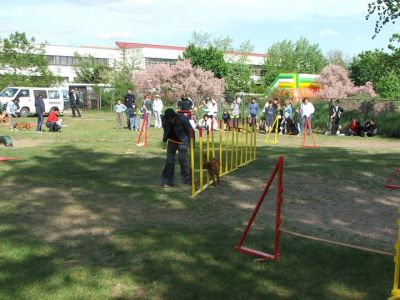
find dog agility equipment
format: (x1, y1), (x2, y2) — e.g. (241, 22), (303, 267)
(136, 113), (148, 147)
(264, 115), (280, 144)
(235, 156), (284, 260)
(385, 164), (400, 190)
(302, 117), (317, 148)
(190, 118), (257, 197)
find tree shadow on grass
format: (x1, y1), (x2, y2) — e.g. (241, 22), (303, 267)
(0, 144), (396, 299)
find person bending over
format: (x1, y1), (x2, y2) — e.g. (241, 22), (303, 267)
(161, 108), (192, 187)
(46, 107), (62, 132)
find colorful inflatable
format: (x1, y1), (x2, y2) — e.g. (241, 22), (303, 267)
(269, 73), (319, 98)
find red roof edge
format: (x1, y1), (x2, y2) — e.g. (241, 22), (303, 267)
(115, 41), (266, 57)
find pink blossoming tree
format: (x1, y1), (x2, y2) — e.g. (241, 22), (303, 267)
(133, 59), (225, 105)
(318, 64), (376, 98)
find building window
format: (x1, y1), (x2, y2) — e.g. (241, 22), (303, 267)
(46, 55), (55, 65)
(145, 57), (176, 67)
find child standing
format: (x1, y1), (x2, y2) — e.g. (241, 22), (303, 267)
(264, 101), (276, 132)
(129, 103), (138, 131)
(114, 100), (127, 130)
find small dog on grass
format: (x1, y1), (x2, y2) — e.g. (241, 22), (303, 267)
(14, 122), (33, 130)
(0, 112), (7, 124)
(203, 157), (220, 187)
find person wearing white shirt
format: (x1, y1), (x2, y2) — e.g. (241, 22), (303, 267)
(207, 98), (218, 118)
(152, 95), (163, 128)
(300, 98), (315, 134)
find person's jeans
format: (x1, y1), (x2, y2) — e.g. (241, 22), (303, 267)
(130, 115), (137, 131)
(301, 115), (312, 134)
(161, 142), (191, 185)
(147, 111), (152, 128)
(36, 113), (44, 131)
(126, 108), (132, 128)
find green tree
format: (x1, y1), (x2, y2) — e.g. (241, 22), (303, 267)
(326, 49), (351, 68)
(374, 71), (400, 98)
(349, 49), (393, 86)
(73, 53), (110, 83)
(262, 37), (327, 87)
(0, 31), (61, 90)
(181, 44), (227, 78)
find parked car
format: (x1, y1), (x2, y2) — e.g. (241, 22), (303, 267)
(0, 87), (64, 117)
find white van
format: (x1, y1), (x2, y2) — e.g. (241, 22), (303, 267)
(0, 87), (65, 117)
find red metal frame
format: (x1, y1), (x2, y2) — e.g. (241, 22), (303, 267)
(235, 156), (284, 261)
(136, 113), (148, 147)
(385, 164), (400, 189)
(302, 117), (317, 149)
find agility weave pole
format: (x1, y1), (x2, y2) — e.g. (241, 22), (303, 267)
(264, 115), (280, 145)
(136, 113), (148, 147)
(385, 164), (400, 190)
(190, 118), (257, 198)
(390, 208), (400, 300)
(235, 156), (284, 260)
(302, 117), (317, 148)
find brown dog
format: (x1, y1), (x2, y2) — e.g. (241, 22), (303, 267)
(203, 157), (220, 186)
(0, 113), (7, 124)
(14, 122), (33, 130)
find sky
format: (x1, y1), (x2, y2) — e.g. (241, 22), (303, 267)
(0, 0), (398, 56)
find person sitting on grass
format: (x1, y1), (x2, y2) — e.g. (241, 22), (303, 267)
(46, 107), (62, 132)
(198, 114), (209, 130)
(161, 108), (192, 188)
(361, 119), (377, 137)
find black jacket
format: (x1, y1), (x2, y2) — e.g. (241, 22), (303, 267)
(35, 96), (45, 113)
(69, 92), (80, 106)
(162, 113), (192, 146)
(124, 93), (135, 108)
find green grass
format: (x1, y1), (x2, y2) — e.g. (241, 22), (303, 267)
(0, 111), (398, 299)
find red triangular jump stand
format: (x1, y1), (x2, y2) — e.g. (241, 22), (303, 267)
(235, 156), (284, 261)
(302, 117), (317, 149)
(385, 164), (400, 190)
(136, 113), (148, 147)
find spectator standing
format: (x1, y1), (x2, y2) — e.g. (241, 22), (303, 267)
(114, 100), (127, 130)
(152, 94), (163, 128)
(222, 109), (230, 130)
(177, 95), (194, 117)
(207, 98), (218, 118)
(69, 89), (81, 118)
(139, 103), (148, 131)
(161, 108), (192, 187)
(280, 100), (293, 134)
(300, 98), (315, 133)
(143, 95), (153, 128)
(124, 89), (135, 129)
(330, 100), (344, 135)
(264, 100), (276, 132)
(248, 97), (259, 127)
(230, 98), (240, 127)
(6, 99), (18, 131)
(35, 92), (45, 132)
(293, 107), (302, 135)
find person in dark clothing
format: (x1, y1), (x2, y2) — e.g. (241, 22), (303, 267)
(124, 89), (135, 129)
(161, 108), (192, 188)
(35, 92), (45, 132)
(177, 95), (194, 118)
(222, 109), (230, 130)
(69, 89), (81, 117)
(330, 100), (344, 135)
(361, 119), (378, 137)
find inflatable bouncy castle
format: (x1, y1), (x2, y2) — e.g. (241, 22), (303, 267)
(269, 73), (319, 98)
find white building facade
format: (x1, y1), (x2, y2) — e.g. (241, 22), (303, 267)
(42, 42), (265, 83)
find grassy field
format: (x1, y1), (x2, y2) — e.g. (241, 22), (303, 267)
(0, 111), (399, 299)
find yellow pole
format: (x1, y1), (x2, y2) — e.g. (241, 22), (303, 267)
(235, 127), (239, 169)
(254, 122), (257, 160)
(211, 122), (215, 158)
(190, 132), (195, 197)
(240, 118), (244, 166)
(391, 208), (400, 298)
(245, 119), (248, 163)
(225, 126), (229, 174)
(206, 129), (210, 186)
(230, 125), (234, 171)
(199, 129), (204, 191)
(219, 121), (223, 175)
(274, 116), (279, 144)
(249, 120), (253, 161)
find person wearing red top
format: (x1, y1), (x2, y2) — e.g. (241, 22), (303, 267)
(46, 108), (62, 132)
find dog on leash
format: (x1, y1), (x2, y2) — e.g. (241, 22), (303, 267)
(14, 122), (33, 130)
(203, 157), (220, 187)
